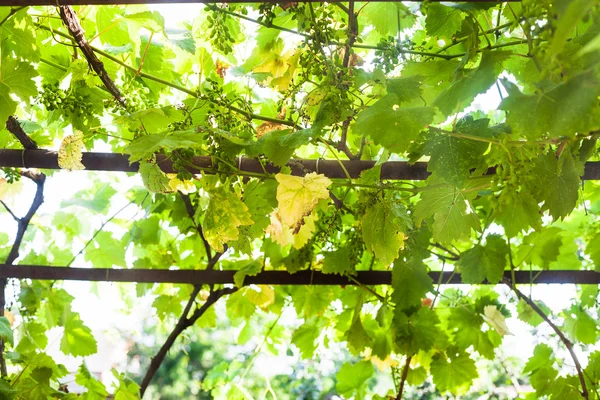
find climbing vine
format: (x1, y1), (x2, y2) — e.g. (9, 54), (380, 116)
(0, 1), (599, 399)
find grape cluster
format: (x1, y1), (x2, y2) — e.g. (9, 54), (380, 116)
(37, 83), (94, 118)
(120, 79), (156, 113)
(257, 3), (277, 26)
(374, 37), (401, 73)
(346, 228), (364, 268)
(171, 148), (195, 181)
(206, 8), (236, 54)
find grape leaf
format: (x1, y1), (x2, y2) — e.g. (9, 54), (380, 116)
(482, 305), (510, 336)
(495, 191), (542, 238)
(362, 197), (412, 265)
(499, 73), (600, 140)
(433, 51), (509, 116)
(392, 258), (433, 311)
(76, 363), (108, 398)
(516, 298), (551, 327)
(414, 179), (482, 243)
(585, 232), (600, 271)
(0, 317), (13, 346)
(354, 95), (435, 154)
(430, 350), (478, 394)
(458, 234), (508, 284)
(563, 305), (598, 344)
(291, 321), (319, 359)
(0, 59), (37, 124)
(58, 131), (85, 171)
(139, 160), (175, 194)
(274, 172), (331, 232)
(425, 4), (464, 38)
(531, 152), (583, 220)
(361, 3), (414, 35)
(203, 187), (253, 252)
(61, 316), (97, 357)
(423, 117), (492, 188)
(335, 361), (374, 397)
(322, 246), (354, 275)
(524, 343), (555, 374)
(125, 130), (204, 163)
(394, 307), (443, 355)
(345, 300), (371, 354)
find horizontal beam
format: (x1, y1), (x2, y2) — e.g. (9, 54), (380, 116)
(3, 149), (600, 181)
(0, 265), (598, 285)
(0, 0), (513, 5)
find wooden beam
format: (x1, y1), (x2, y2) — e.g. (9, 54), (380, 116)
(0, 265), (597, 285)
(0, 0), (513, 5)
(2, 149), (600, 180)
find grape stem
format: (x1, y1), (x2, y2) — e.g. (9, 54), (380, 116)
(503, 277), (589, 400)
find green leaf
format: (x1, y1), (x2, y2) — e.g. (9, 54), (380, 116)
(335, 361), (374, 397)
(0, 59), (37, 124)
(354, 95), (435, 154)
(76, 363), (108, 399)
(361, 3), (414, 35)
(586, 232), (600, 272)
(563, 305), (598, 344)
(152, 294), (183, 320)
(362, 197), (412, 265)
(424, 117), (491, 188)
(524, 343), (555, 374)
(0, 317), (13, 346)
(430, 350), (478, 394)
(495, 191), (542, 238)
(292, 286), (333, 318)
(392, 258), (433, 311)
(425, 4), (464, 38)
(233, 260), (262, 288)
(125, 130), (203, 163)
(548, 0), (595, 58)
(322, 246), (354, 275)
(458, 235), (508, 284)
(202, 187), (253, 252)
(531, 152), (583, 220)
(516, 298), (551, 328)
(139, 160), (174, 194)
(291, 321), (319, 359)
(345, 298), (371, 354)
(61, 315), (98, 357)
(84, 231), (127, 268)
(433, 51), (509, 116)
(499, 73), (600, 140)
(414, 179), (482, 243)
(386, 76), (423, 103)
(394, 307), (443, 355)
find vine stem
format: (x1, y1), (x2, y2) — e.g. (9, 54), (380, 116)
(139, 285), (237, 397)
(35, 23), (294, 127)
(58, 6), (127, 107)
(503, 278), (589, 400)
(0, 119), (46, 377)
(396, 355), (412, 400)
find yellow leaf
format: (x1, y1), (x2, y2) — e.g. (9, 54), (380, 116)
(293, 213), (317, 249)
(246, 285), (275, 310)
(57, 131), (85, 171)
(168, 176), (196, 194)
(256, 121), (288, 139)
(482, 305), (511, 336)
(274, 172), (331, 233)
(139, 160), (175, 194)
(266, 210), (293, 246)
